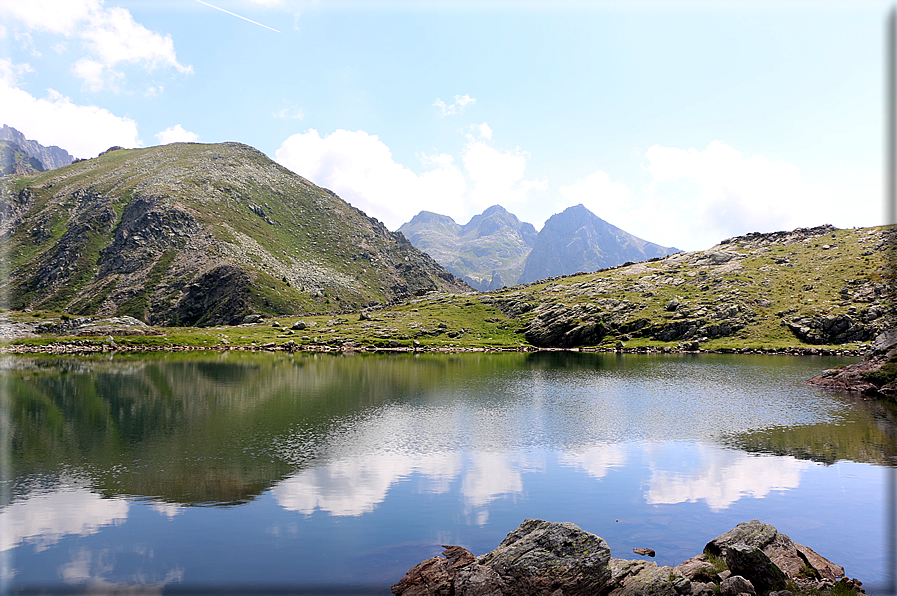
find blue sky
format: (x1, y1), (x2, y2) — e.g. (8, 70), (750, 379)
(0, 0), (890, 250)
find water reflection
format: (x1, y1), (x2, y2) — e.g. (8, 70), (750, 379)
(644, 445), (811, 510)
(1, 476), (128, 552)
(2, 351), (893, 590)
(559, 443), (627, 479)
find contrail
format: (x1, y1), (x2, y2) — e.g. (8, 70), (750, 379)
(194, 0), (281, 33)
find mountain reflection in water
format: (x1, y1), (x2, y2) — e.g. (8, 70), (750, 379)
(2, 351), (894, 592)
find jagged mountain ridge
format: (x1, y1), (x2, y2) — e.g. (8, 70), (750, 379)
(0, 142), (468, 326)
(0, 141), (45, 175)
(0, 125), (75, 170)
(398, 205), (537, 291)
(399, 203), (680, 288)
(518, 204), (681, 283)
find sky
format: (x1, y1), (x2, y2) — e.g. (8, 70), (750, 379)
(0, 0), (891, 251)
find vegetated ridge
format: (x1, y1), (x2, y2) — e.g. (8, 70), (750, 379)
(398, 203), (681, 289)
(0, 141), (468, 326)
(0, 125), (75, 170)
(398, 205), (537, 291)
(4, 223), (893, 362)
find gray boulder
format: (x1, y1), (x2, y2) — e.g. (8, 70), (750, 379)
(477, 519), (612, 596)
(393, 519), (612, 596)
(607, 558), (692, 596)
(723, 543), (787, 593)
(704, 519), (844, 583)
(720, 575), (755, 596)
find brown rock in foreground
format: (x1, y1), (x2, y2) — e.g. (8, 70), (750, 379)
(393, 519), (859, 596)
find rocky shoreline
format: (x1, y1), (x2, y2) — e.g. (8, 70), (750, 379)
(806, 329), (897, 398)
(0, 339), (872, 358)
(392, 519), (864, 596)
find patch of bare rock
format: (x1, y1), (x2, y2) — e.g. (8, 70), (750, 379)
(392, 519), (862, 596)
(807, 329), (897, 398)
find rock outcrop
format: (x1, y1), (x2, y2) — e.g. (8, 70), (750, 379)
(807, 330), (897, 397)
(0, 141), (45, 175)
(393, 519), (859, 596)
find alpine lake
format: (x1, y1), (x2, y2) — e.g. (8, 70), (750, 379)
(2, 350), (895, 594)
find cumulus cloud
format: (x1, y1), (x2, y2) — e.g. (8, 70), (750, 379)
(434, 94), (476, 117)
(0, 65), (140, 157)
(645, 446), (810, 511)
(155, 124), (199, 144)
(275, 126), (543, 229)
(0, 484), (129, 552)
(558, 443), (627, 479)
(561, 141), (877, 251)
(0, 0), (192, 91)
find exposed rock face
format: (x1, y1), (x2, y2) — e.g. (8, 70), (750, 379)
(609, 558), (692, 596)
(395, 519), (857, 596)
(1, 142), (468, 325)
(393, 519), (613, 596)
(704, 519), (844, 584)
(518, 204), (681, 284)
(722, 543), (787, 593)
(0, 125), (75, 169)
(0, 141), (46, 175)
(398, 205), (538, 290)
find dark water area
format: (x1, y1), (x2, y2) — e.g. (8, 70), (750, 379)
(1, 351), (895, 594)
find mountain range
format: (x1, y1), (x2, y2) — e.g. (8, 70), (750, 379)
(0, 141), (468, 326)
(399, 204), (681, 289)
(398, 205), (537, 291)
(0, 125), (75, 171)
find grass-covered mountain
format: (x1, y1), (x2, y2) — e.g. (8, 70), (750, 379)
(398, 205), (537, 291)
(518, 204), (681, 283)
(7, 223), (892, 355)
(399, 203), (680, 289)
(0, 142), (468, 326)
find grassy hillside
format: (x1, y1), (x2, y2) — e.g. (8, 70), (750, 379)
(0, 143), (467, 325)
(3, 223), (893, 353)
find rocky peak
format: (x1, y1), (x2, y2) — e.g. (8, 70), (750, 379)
(518, 204), (681, 284)
(399, 205), (539, 291)
(0, 125), (75, 170)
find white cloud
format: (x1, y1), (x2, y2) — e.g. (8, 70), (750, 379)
(248, 0), (284, 5)
(273, 106), (304, 120)
(434, 94), (476, 117)
(645, 446), (811, 511)
(560, 141), (879, 251)
(273, 451), (462, 516)
(0, 71), (141, 157)
(559, 443), (627, 479)
(0, 0), (192, 91)
(474, 122), (492, 140)
(0, 484), (129, 552)
(274, 126), (544, 229)
(155, 124), (199, 144)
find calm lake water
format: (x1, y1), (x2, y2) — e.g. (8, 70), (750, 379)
(1, 351), (895, 594)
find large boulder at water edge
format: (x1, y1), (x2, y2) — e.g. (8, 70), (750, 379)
(704, 519), (844, 583)
(392, 519), (613, 596)
(393, 519), (860, 596)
